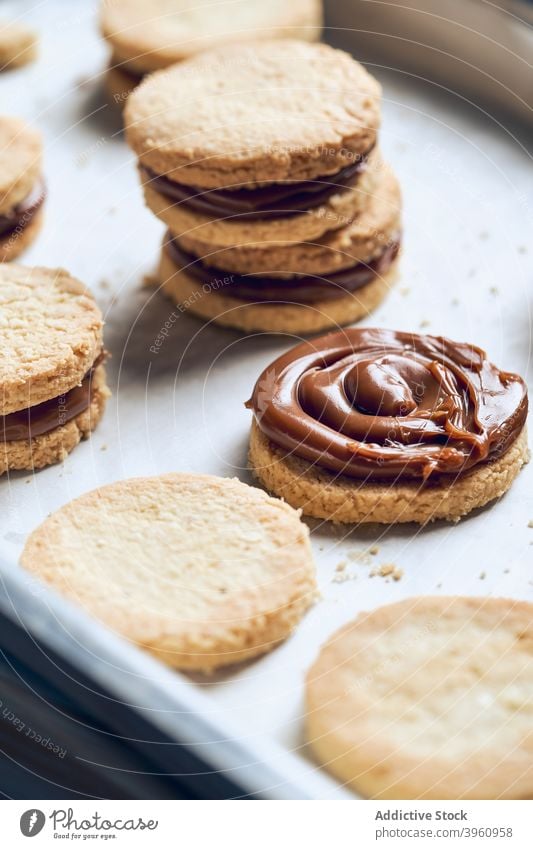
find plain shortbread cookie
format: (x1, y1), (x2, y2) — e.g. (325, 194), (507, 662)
(21, 474), (317, 671)
(306, 596), (533, 799)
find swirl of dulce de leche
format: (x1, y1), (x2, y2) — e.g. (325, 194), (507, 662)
(248, 328), (528, 481)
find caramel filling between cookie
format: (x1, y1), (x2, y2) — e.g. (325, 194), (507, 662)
(247, 328), (527, 482)
(0, 353), (106, 443)
(142, 148), (372, 221)
(0, 178), (45, 240)
(166, 234), (400, 304)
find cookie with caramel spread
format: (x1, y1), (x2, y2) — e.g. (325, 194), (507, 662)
(0, 115), (45, 260)
(306, 596), (533, 798)
(0, 264), (109, 474)
(21, 474), (317, 671)
(247, 327), (528, 523)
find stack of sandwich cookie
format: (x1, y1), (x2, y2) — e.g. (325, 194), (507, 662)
(101, 0), (323, 102)
(247, 327), (528, 523)
(0, 265), (109, 473)
(0, 115), (45, 261)
(21, 473), (317, 672)
(126, 40), (401, 333)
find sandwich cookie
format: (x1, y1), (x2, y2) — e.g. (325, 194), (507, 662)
(126, 40), (397, 332)
(21, 474), (317, 671)
(247, 327), (528, 523)
(0, 115), (45, 261)
(306, 596), (533, 799)
(0, 20), (38, 70)
(101, 0), (323, 99)
(0, 265), (109, 473)
(157, 164), (401, 333)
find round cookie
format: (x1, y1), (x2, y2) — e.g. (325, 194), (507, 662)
(125, 40), (381, 188)
(177, 163), (401, 274)
(0, 20), (37, 70)
(0, 264), (109, 474)
(247, 328), (529, 523)
(101, 0), (323, 76)
(306, 596), (533, 799)
(20, 474), (317, 671)
(158, 242), (398, 334)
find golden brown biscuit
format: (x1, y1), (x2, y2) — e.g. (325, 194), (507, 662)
(306, 596), (533, 799)
(21, 473), (317, 671)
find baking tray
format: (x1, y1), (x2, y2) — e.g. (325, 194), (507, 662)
(0, 0), (532, 799)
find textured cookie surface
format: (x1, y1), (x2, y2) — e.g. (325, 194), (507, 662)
(249, 421), (528, 523)
(101, 0), (322, 74)
(21, 474), (317, 671)
(0, 115), (42, 213)
(0, 264), (103, 415)
(0, 20), (37, 70)
(306, 596), (533, 799)
(125, 41), (381, 187)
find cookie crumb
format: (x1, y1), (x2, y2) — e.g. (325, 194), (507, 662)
(335, 561), (347, 573)
(419, 319), (430, 329)
(479, 571), (486, 580)
(489, 286), (499, 295)
(371, 562), (403, 581)
(369, 546), (379, 556)
(527, 520), (533, 528)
